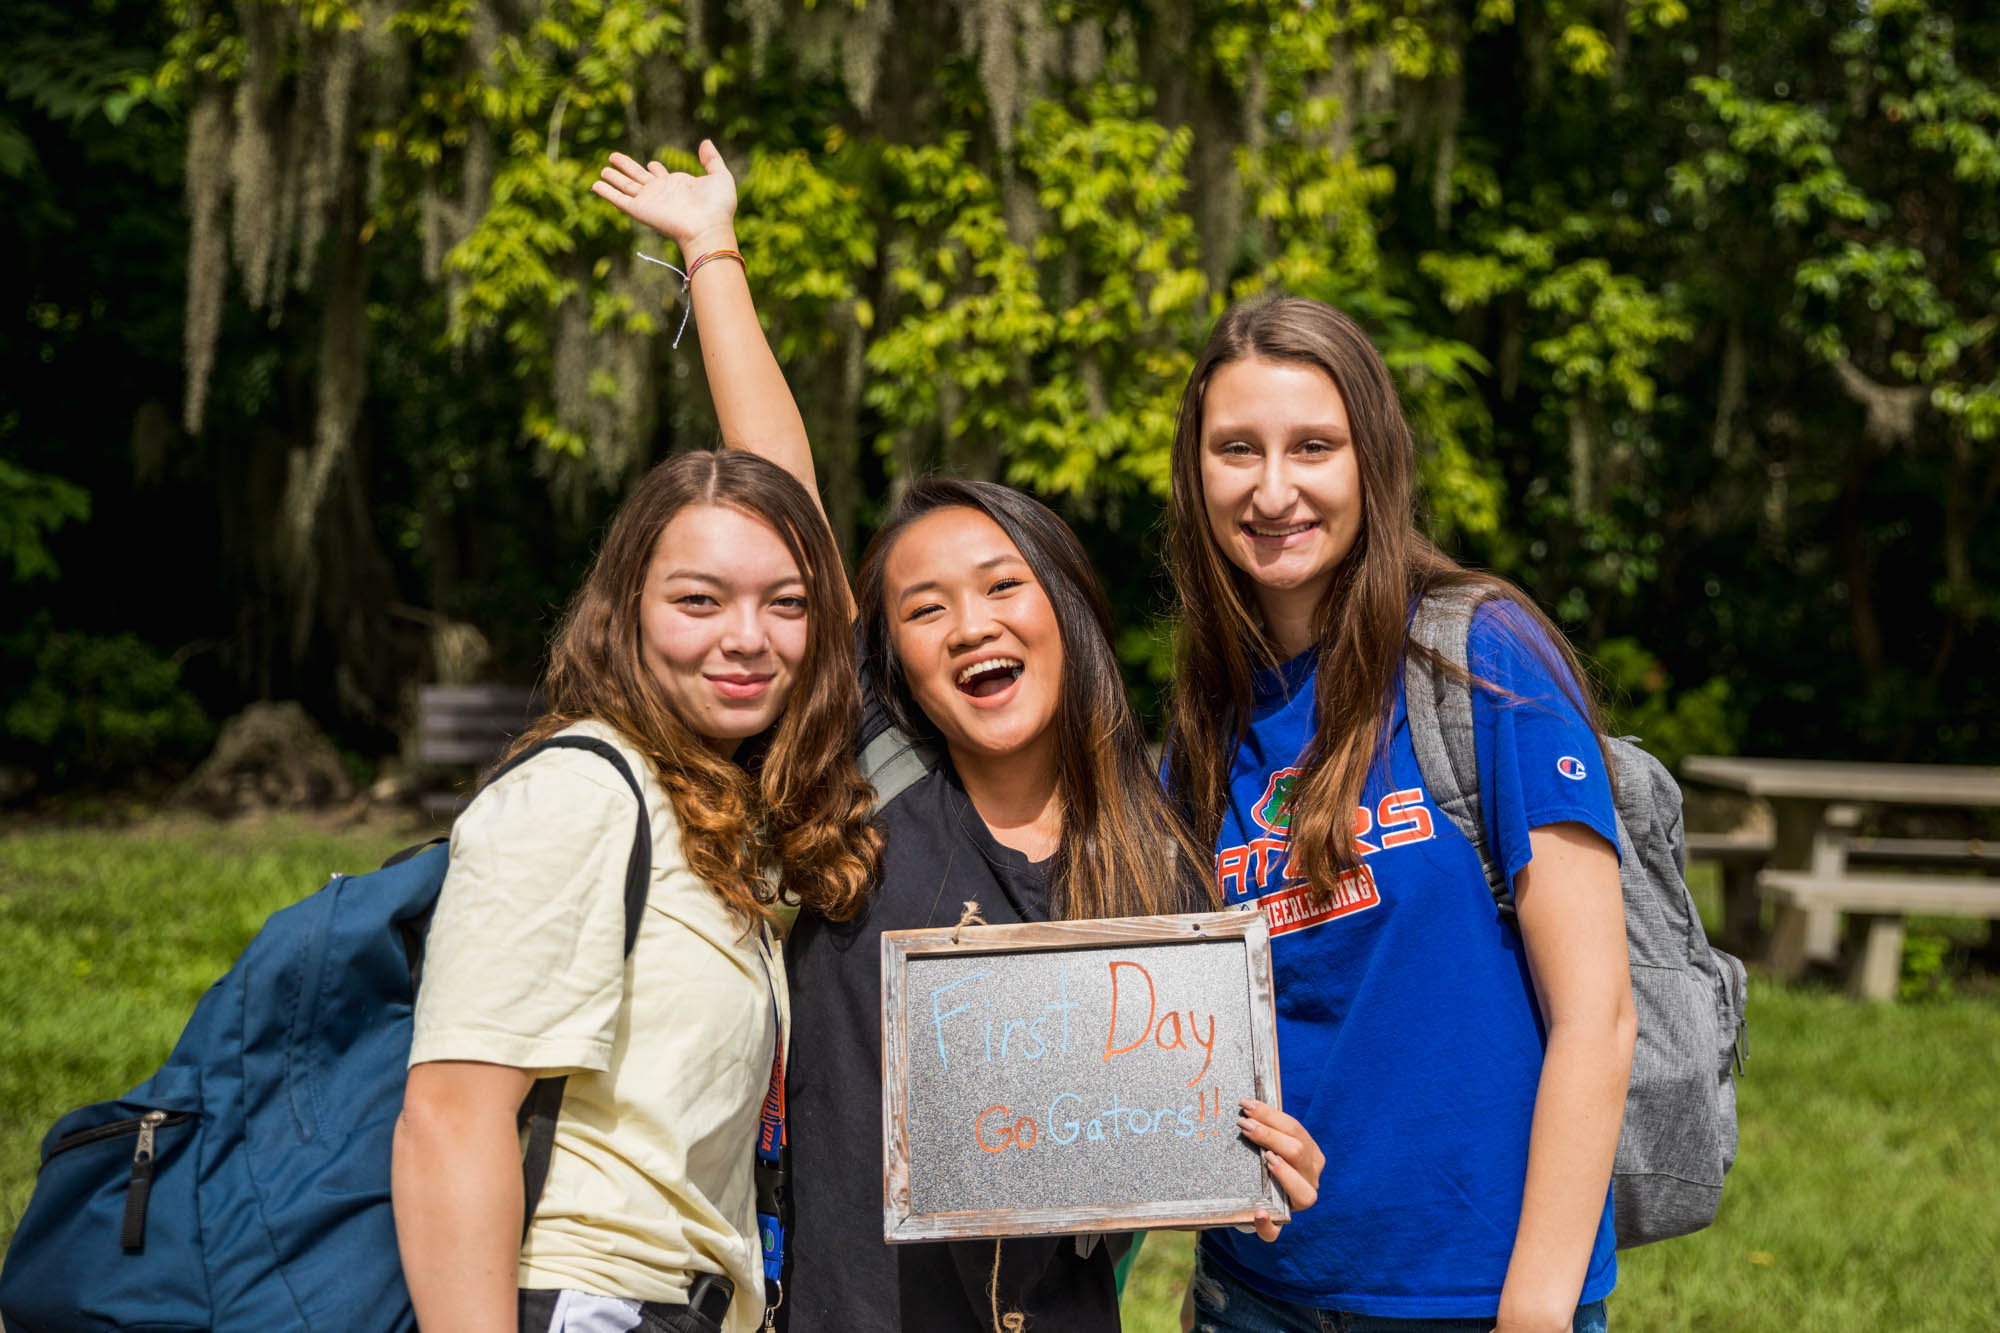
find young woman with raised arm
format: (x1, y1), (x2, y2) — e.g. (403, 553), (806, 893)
(592, 142), (1324, 1333)
(1162, 299), (1638, 1333)
(391, 450), (881, 1333)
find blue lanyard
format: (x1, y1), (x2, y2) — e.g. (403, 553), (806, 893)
(756, 951), (787, 1316)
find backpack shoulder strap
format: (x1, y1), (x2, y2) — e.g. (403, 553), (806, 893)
(475, 733), (653, 1238)
(485, 735), (652, 954)
(859, 726), (938, 814)
(1403, 589), (1510, 912)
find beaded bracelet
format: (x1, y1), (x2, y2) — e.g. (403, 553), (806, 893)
(636, 247), (747, 347)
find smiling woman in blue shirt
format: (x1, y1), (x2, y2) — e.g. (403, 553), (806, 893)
(1162, 296), (1637, 1333)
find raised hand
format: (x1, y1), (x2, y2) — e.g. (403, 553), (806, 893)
(592, 138), (738, 257)
(1236, 1096), (1324, 1242)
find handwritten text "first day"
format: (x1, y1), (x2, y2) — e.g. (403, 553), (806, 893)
(926, 958), (1218, 1087)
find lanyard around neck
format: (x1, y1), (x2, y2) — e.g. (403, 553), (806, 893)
(755, 928), (787, 1320)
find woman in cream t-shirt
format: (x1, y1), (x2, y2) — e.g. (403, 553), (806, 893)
(391, 451), (880, 1333)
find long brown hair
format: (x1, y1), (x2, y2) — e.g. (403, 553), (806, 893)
(1165, 296), (1607, 900)
(504, 450), (880, 925)
(856, 478), (1212, 921)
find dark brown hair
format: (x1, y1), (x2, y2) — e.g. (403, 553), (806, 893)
(1166, 296), (1607, 899)
(504, 449), (880, 925)
(856, 478), (1212, 921)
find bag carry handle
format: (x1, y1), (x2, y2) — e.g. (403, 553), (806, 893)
(473, 734), (653, 1238)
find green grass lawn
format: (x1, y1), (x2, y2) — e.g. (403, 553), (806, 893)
(0, 815), (420, 1238)
(4, 820), (1997, 1329)
(1120, 982), (2000, 1332)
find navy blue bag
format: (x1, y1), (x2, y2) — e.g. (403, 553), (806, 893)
(0, 736), (651, 1332)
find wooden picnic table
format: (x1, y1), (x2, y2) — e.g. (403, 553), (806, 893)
(1680, 757), (2000, 807)
(1680, 756), (2000, 999)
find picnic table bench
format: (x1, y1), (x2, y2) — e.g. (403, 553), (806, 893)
(415, 683), (537, 817)
(1681, 756), (2000, 1001)
(1759, 871), (2000, 1002)
(1683, 828), (1779, 953)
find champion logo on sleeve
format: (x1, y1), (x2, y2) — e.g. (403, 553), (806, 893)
(1556, 755), (1588, 781)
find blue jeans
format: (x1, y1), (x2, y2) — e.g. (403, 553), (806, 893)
(1190, 1248), (1609, 1333)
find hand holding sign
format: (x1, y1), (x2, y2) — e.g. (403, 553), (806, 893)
(1235, 1098), (1323, 1240)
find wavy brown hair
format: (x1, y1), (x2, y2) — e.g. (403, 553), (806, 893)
(1166, 296), (1607, 900)
(856, 478), (1213, 921)
(502, 450), (880, 926)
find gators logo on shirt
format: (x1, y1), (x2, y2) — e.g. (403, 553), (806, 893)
(1219, 778), (1438, 937)
(1251, 767), (1300, 832)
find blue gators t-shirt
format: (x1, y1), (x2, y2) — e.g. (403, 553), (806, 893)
(1199, 602), (1622, 1318)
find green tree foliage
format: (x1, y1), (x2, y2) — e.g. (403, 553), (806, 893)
(0, 1), (147, 592)
(2, 616), (215, 783)
(0, 461), (90, 585)
(2, 0), (1995, 780)
(1402, 0), (1997, 758)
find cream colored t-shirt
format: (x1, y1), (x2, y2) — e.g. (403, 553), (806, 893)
(410, 720), (786, 1333)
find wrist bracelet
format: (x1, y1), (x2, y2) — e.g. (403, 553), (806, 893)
(686, 247), (746, 283)
(635, 246), (747, 348)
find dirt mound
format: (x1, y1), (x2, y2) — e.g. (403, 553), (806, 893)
(178, 702), (354, 815)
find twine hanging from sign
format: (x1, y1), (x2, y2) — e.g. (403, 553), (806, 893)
(988, 1239), (1026, 1332)
(959, 900), (1021, 1331)
(952, 900), (988, 943)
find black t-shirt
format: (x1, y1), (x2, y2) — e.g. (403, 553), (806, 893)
(778, 642), (1122, 1333)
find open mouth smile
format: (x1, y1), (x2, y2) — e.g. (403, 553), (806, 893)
(1241, 519), (1320, 545)
(954, 656), (1024, 699)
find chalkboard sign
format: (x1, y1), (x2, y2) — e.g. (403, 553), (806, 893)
(880, 911), (1287, 1242)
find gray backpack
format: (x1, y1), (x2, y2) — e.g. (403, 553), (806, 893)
(1404, 588), (1747, 1249)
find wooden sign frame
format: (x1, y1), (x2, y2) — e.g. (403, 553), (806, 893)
(881, 910), (1287, 1243)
